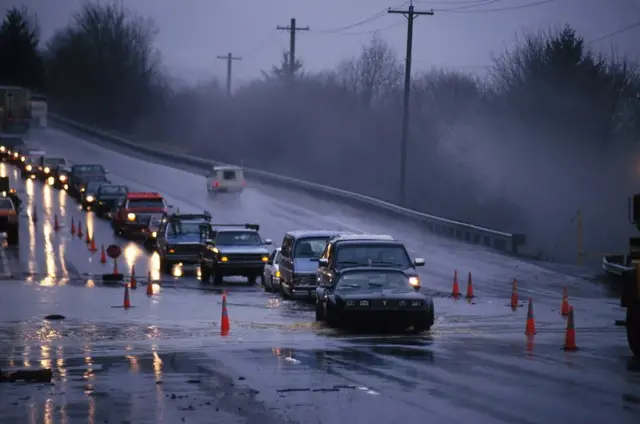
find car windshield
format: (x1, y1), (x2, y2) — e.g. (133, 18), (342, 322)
(0, 198), (14, 210)
(168, 221), (202, 236)
(293, 237), (330, 259)
(337, 271), (411, 290)
(44, 158), (66, 166)
(127, 199), (164, 208)
(334, 244), (412, 267)
(99, 185), (127, 195)
(86, 181), (103, 192)
(74, 165), (104, 174)
(215, 231), (262, 246)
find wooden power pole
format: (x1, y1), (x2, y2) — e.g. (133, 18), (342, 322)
(216, 52), (242, 97)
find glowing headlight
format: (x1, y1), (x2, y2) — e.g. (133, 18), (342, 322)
(44, 167), (50, 173)
(0, 146), (5, 152)
(14, 153), (19, 158)
(1, 191), (5, 197)
(411, 300), (423, 307)
(221, 256), (228, 262)
(409, 276), (420, 287)
(275, 270), (280, 278)
(25, 165), (32, 171)
(20, 156), (25, 162)
(86, 195), (94, 202)
(80, 187), (85, 192)
(151, 231), (157, 238)
(59, 175), (67, 181)
(63, 184), (68, 190)
(261, 256), (269, 262)
(47, 176), (54, 185)
(127, 213), (136, 221)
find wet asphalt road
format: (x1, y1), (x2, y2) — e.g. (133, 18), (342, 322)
(0, 128), (638, 423)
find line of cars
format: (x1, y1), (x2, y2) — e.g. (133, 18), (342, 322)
(0, 143), (435, 332)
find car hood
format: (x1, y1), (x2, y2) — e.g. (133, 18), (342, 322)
(337, 289), (425, 300)
(216, 245), (269, 254)
(127, 207), (165, 213)
(167, 233), (201, 244)
(293, 258), (320, 274)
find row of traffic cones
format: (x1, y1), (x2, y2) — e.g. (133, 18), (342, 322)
(524, 297), (577, 351)
(120, 282), (230, 335)
(450, 271), (577, 351)
(66, 216), (98, 252)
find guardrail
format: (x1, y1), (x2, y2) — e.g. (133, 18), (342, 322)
(47, 113), (527, 254)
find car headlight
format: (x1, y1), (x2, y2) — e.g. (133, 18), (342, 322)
(1, 191), (5, 197)
(86, 195), (94, 202)
(0, 146), (4, 152)
(127, 213), (135, 221)
(275, 270), (280, 278)
(80, 187), (85, 192)
(59, 175), (67, 181)
(221, 256), (228, 262)
(411, 300), (423, 307)
(151, 231), (157, 238)
(63, 184), (68, 190)
(44, 167), (50, 173)
(47, 176), (54, 185)
(409, 276), (420, 287)
(13, 152), (18, 158)
(25, 165), (32, 171)
(261, 256), (269, 262)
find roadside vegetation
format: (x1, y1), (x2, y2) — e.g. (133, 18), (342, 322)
(2, 3), (638, 260)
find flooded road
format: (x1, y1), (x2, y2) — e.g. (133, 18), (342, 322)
(0, 128), (637, 423)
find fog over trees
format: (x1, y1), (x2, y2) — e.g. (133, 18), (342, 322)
(3, 3), (639, 262)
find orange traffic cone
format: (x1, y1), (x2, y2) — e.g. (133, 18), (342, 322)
(85, 229), (91, 244)
(54, 214), (60, 231)
(77, 222), (83, 238)
(123, 283), (131, 309)
(525, 298), (536, 335)
(130, 265), (137, 289)
(89, 236), (97, 253)
(71, 218), (76, 235)
(100, 245), (107, 264)
(220, 294), (230, 336)
(510, 278), (518, 310)
(146, 271), (153, 296)
(113, 258), (119, 275)
(563, 307), (578, 351)
(560, 286), (570, 317)
(466, 271), (475, 299)
(452, 270), (460, 297)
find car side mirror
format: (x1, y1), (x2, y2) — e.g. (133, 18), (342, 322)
(414, 258), (425, 267)
(318, 258), (329, 267)
(264, 238), (272, 245)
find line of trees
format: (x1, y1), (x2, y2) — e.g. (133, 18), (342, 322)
(2, 3), (639, 261)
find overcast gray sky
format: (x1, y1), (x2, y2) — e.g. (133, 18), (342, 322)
(5, 0), (640, 85)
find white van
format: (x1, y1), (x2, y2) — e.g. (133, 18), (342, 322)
(206, 165), (245, 194)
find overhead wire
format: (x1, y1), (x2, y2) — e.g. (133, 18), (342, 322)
(436, 0), (556, 13)
(588, 19), (640, 44)
(315, 1), (409, 34)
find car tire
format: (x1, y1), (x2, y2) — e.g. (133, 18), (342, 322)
(627, 303), (640, 357)
(263, 274), (273, 292)
(200, 268), (211, 284)
(212, 268), (223, 285)
(326, 303), (341, 328)
(315, 300), (325, 321)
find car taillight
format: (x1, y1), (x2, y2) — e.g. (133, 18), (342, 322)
(214, 181), (219, 188)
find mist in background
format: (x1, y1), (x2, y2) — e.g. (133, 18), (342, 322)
(3, 0), (640, 264)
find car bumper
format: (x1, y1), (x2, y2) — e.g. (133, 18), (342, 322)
(165, 253), (200, 263)
(339, 309), (429, 325)
(286, 284), (317, 299)
(214, 262), (265, 275)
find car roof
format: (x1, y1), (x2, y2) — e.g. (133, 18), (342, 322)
(331, 234), (395, 242)
(286, 230), (352, 239)
(213, 165), (242, 171)
(127, 192), (162, 199)
(338, 267), (409, 275)
(216, 226), (257, 232)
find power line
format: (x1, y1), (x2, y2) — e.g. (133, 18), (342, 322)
(436, 0), (556, 13)
(276, 18), (309, 81)
(388, 3), (435, 207)
(315, 1), (410, 34)
(436, 0), (505, 12)
(216, 53), (242, 97)
(588, 19), (640, 44)
(320, 21), (406, 36)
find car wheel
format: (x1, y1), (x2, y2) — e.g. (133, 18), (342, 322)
(263, 274), (273, 292)
(326, 303), (341, 328)
(315, 300), (325, 321)
(413, 307), (435, 333)
(200, 268), (211, 284)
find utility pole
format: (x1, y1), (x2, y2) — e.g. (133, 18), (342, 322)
(216, 52), (242, 97)
(388, 3), (434, 206)
(276, 18), (309, 80)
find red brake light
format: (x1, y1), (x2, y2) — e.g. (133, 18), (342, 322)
(214, 181), (219, 188)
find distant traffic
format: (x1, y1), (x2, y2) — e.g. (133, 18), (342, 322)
(0, 139), (435, 333)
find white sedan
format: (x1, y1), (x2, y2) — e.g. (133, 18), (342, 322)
(262, 247), (281, 292)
